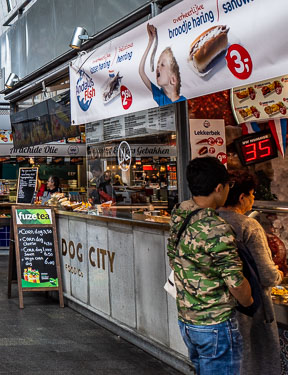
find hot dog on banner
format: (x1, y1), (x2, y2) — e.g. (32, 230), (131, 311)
(70, 0), (288, 125)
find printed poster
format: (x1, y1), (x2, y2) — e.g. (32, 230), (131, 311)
(70, 0), (288, 124)
(190, 119), (226, 164)
(232, 74), (288, 123)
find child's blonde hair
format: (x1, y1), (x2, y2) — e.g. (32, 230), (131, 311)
(159, 47), (181, 96)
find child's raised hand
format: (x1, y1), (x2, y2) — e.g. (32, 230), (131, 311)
(147, 23), (157, 42)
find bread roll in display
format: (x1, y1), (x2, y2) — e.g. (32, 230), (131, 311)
(189, 25), (229, 73)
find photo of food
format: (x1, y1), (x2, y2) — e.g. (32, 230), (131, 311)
(102, 71), (123, 104)
(198, 146), (208, 155)
(239, 106), (260, 119)
(52, 157), (64, 165)
(236, 87), (256, 101)
(35, 157), (47, 164)
(264, 102), (286, 116)
(261, 80), (282, 96)
(0, 157), (10, 163)
(70, 157), (83, 165)
(188, 25), (229, 75)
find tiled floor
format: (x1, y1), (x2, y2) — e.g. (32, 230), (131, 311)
(0, 254), (183, 375)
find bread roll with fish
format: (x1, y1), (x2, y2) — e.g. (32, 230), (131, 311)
(189, 25), (229, 73)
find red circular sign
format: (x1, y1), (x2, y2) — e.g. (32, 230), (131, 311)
(217, 152), (227, 165)
(215, 137), (224, 146)
(208, 137), (215, 145)
(226, 44), (253, 80)
(121, 85), (132, 110)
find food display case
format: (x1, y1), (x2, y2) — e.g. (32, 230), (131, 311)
(252, 200), (288, 326)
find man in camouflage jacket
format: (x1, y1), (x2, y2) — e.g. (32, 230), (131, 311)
(167, 157), (253, 375)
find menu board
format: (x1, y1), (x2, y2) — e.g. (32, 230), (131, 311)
(17, 227), (58, 288)
(16, 167), (38, 204)
(86, 105), (176, 144)
(8, 206), (64, 308)
(232, 74), (288, 124)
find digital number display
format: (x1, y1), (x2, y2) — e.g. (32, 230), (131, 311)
(234, 130), (278, 166)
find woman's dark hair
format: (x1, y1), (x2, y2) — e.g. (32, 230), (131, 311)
(224, 171), (257, 207)
(186, 157), (229, 196)
(50, 176), (60, 189)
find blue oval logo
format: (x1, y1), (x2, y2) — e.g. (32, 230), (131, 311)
(76, 70), (95, 112)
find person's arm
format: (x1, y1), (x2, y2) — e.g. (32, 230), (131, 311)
(229, 278), (253, 307)
(244, 219), (283, 286)
(138, 23), (156, 92)
(210, 221), (253, 305)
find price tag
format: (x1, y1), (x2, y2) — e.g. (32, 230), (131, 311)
(226, 44), (253, 80)
(217, 152), (227, 165)
(121, 85), (133, 110)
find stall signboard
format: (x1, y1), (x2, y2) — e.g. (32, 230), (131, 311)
(232, 74), (288, 124)
(89, 143), (176, 159)
(16, 167), (38, 204)
(0, 143), (86, 157)
(70, 0), (288, 124)
(8, 206), (64, 308)
(190, 119), (226, 164)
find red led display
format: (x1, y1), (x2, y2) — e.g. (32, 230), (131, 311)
(235, 131), (278, 166)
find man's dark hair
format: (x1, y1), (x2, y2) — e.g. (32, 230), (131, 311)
(224, 171), (257, 207)
(186, 157), (229, 196)
(50, 176), (60, 189)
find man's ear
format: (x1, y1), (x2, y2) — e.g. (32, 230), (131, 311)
(215, 183), (224, 193)
(239, 193), (245, 203)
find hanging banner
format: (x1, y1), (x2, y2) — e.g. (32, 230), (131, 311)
(190, 119), (226, 164)
(70, 0), (288, 124)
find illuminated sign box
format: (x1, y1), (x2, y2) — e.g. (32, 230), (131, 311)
(234, 130), (278, 166)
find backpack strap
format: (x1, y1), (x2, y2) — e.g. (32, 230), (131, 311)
(176, 208), (202, 247)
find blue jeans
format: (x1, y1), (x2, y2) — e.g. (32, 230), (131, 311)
(178, 316), (243, 375)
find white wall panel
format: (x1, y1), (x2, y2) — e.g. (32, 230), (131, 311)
(134, 227), (169, 345)
(108, 223), (136, 328)
(87, 221), (110, 315)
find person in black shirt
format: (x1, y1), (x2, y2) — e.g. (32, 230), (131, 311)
(47, 176), (62, 195)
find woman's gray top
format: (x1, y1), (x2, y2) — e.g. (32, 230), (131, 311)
(218, 210), (282, 375)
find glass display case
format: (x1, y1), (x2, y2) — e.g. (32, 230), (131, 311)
(252, 200), (288, 326)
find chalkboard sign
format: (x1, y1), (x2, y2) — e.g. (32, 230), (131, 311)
(16, 167), (38, 204)
(8, 205), (64, 308)
(17, 227), (58, 288)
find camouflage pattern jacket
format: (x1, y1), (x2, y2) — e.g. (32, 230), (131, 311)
(167, 199), (244, 325)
